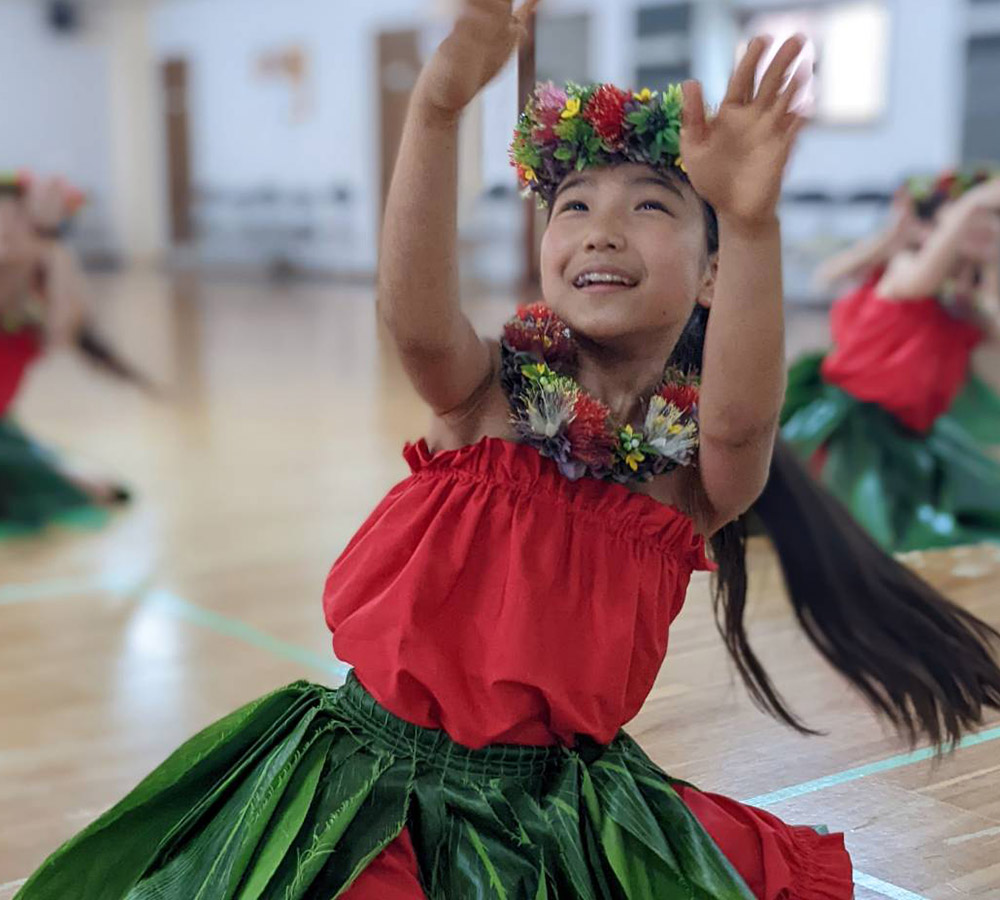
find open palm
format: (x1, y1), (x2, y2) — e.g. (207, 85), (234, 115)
(680, 36), (808, 227)
(421, 0), (541, 117)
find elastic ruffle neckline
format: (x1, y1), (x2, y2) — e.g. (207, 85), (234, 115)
(403, 436), (711, 568)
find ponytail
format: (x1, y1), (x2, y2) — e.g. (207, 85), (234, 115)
(669, 291), (1000, 748)
(76, 325), (159, 394)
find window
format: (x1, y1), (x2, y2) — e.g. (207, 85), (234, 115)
(741, 1), (890, 125)
(635, 3), (693, 89)
(537, 14), (591, 85)
(963, 35), (1000, 163)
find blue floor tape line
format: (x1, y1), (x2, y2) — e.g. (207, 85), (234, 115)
(853, 871), (929, 900)
(0, 570), (153, 606)
(149, 589), (350, 681)
(745, 725), (1000, 808)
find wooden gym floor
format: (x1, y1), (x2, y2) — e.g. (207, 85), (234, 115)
(1, 269), (999, 899)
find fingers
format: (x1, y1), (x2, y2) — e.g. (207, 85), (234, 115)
(772, 59), (810, 118)
(723, 36), (771, 106)
(757, 34), (806, 107)
(781, 112), (809, 150)
(681, 80), (708, 144)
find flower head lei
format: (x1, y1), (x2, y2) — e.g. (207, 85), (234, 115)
(907, 167), (996, 221)
(510, 81), (687, 206)
(500, 304), (700, 484)
(0, 171), (87, 221)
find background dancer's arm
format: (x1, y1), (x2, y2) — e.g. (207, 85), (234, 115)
(878, 177), (1000, 300)
(813, 190), (916, 291)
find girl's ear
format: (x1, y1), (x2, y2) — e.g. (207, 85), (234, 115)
(697, 256), (718, 309)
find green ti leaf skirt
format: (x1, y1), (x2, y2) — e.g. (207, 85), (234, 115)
(781, 352), (1000, 552)
(0, 416), (106, 538)
(16, 674), (756, 900)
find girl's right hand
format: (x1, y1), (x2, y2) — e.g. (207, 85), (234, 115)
(416, 0), (541, 121)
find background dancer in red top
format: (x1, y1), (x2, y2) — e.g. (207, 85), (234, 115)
(783, 172), (1000, 550)
(15, 3), (1000, 899)
(0, 172), (150, 537)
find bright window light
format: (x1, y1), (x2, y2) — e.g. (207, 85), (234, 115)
(742, 2), (890, 125)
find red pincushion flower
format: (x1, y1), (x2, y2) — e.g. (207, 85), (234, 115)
(657, 381), (699, 414)
(503, 303), (577, 365)
(583, 85), (631, 145)
(567, 391), (616, 466)
(936, 172), (958, 197)
(533, 106), (563, 144)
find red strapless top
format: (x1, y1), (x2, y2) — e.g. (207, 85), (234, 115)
(0, 327), (41, 416)
(821, 276), (982, 433)
(324, 437), (710, 749)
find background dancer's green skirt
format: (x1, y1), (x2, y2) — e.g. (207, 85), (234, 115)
(949, 373), (1000, 446)
(0, 416), (108, 538)
(781, 352), (1000, 551)
(17, 674), (757, 900)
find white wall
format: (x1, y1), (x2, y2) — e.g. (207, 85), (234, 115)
(151, 0), (432, 273)
(0, 0), (116, 252)
(109, 1), (165, 264)
(0, 0), (971, 270)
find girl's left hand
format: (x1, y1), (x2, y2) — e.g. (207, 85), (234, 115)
(680, 34), (809, 230)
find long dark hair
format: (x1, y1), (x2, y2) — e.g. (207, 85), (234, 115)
(76, 325), (158, 393)
(669, 205), (1000, 748)
(32, 257), (157, 393)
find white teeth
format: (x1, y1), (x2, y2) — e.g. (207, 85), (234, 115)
(574, 272), (636, 288)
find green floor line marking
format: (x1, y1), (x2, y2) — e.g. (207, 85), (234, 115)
(0, 575), (986, 900)
(0, 571), (153, 606)
(149, 589), (349, 681)
(744, 725), (1000, 808)
(852, 871), (929, 900)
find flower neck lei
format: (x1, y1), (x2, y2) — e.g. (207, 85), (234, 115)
(500, 303), (699, 484)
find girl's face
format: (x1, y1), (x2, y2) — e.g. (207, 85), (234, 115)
(540, 164), (713, 347)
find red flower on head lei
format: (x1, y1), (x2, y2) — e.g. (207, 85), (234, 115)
(510, 81), (687, 206)
(0, 170), (32, 197)
(907, 167), (996, 219)
(500, 304), (700, 484)
(584, 85), (632, 146)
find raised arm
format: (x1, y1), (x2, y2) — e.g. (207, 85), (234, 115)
(812, 189), (916, 291)
(680, 36), (808, 532)
(377, 0), (539, 416)
(877, 177), (1000, 301)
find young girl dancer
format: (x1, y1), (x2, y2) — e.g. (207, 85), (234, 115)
(910, 171), (1000, 446)
(783, 170), (1000, 550)
(810, 170), (1000, 446)
(0, 173), (132, 535)
(16, 3), (1000, 898)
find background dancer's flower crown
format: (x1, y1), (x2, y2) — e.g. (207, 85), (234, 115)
(0, 171), (87, 235)
(510, 81), (686, 206)
(0, 171), (32, 198)
(907, 167), (996, 220)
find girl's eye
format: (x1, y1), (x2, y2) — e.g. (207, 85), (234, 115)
(558, 200), (588, 214)
(637, 200), (671, 214)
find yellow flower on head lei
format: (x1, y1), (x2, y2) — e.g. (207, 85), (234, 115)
(509, 81), (687, 205)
